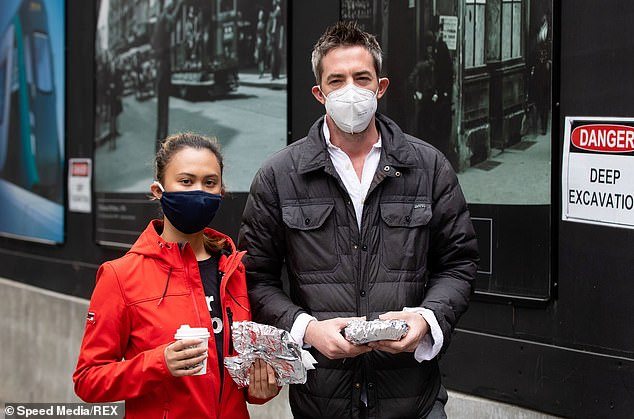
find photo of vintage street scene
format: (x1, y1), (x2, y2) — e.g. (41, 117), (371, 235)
(342, 0), (552, 205)
(95, 0), (287, 193)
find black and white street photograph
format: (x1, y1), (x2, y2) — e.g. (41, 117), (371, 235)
(95, 0), (287, 193)
(342, 0), (552, 205)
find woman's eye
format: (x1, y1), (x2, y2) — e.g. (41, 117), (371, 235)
(180, 179), (191, 185)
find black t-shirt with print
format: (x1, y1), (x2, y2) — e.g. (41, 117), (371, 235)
(198, 255), (224, 376)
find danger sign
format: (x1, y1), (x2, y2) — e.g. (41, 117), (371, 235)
(562, 117), (634, 229)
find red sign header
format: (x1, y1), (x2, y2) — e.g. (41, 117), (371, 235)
(571, 124), (634, 153)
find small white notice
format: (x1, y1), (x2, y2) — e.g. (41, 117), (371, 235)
(439, 16), (458, 50)
(562, 117), (634, 229)
(68, 158), (92, 213)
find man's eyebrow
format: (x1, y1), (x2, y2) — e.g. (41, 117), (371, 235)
(353, 70), (373, 77)
(326, 73), (345, 81)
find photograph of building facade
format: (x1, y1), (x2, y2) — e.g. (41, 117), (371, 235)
(94, 0), (287, 194)
(342, 0), (552, 205)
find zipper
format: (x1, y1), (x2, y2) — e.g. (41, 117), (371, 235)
(226, 306), (234, 354)
(218, 305), (235, 405)
(182, 244), (202, 326)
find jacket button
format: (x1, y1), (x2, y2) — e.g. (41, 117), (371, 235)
(360, 290), (366, 297)
(304, 218), (311, 225)
(405, 215), (411, 222)
(368, 383), (374, 389)
(353, 244), (358, 250)
(383, 165), (390, 172)
(361, 245), (368, 251)
(395, 171), (401, 177)
(354, 383), (361, 389)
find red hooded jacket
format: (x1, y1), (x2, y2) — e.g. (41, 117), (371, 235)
(74, 220), (266, 418)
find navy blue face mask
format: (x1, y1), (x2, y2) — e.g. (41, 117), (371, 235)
(155, 182), (222, 234)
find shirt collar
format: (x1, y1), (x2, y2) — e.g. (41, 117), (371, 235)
(322, 117), (382, 151)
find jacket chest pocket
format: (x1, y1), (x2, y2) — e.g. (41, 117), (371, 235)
(379, 201), (432, 271)
(282, 202), (339, 273)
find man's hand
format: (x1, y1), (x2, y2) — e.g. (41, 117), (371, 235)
(368, 311), (429, 354)
(304, 317), (372, 360)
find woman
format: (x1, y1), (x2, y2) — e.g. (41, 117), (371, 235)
(74, 133), (279, 418)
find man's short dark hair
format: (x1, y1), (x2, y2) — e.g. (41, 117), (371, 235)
(311, 21), (383, 85)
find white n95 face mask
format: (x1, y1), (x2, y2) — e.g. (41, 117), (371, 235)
(323, 84), (378, 134)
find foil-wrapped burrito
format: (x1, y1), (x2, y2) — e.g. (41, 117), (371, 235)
(343, 319), (409, 345)
(224, 321), (317, 387)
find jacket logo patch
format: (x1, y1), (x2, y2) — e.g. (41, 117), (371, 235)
(414, 203), (426, 209)
(86, 311), (96, 325)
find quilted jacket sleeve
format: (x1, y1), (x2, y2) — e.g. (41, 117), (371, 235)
(421, 158), (479, 353)
(73, 263), (171, 402)
(238, 167), (306, 331)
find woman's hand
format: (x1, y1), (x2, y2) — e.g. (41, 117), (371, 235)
(247, 358), (279, 400)
(164, 339), (208, 377)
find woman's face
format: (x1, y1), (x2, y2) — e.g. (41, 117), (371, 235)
(159, 147), (223, 195)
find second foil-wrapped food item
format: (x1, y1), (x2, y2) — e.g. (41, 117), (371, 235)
(224, 321), (317, 387)
(343, 319), (409, 345)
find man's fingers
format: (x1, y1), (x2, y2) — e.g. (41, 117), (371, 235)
(378, 312), (399, 321)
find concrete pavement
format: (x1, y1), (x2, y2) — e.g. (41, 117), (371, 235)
(458, 129), (552, 205)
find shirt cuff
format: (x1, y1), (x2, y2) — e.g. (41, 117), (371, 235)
(403, 307), (444, 362)
(290, 313), (317, 348)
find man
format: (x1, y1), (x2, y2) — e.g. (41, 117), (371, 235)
(430, 17), (455, 168)
(267, 0), (283, 80)
(239, 21), (478, 418)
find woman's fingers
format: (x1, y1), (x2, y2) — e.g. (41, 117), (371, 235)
(266, 363), (277, 386)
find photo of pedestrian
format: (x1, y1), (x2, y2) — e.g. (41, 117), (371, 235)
(254, 9), (267, 78)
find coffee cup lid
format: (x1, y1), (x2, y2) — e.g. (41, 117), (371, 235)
(174, 324), (210, 339)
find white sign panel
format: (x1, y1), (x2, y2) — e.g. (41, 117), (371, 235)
(68, 158), (92, 213)
(562, 117), (634, 229)
(439, 15), (458, 50)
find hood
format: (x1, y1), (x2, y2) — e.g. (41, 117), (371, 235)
(127, 220), (243, 271)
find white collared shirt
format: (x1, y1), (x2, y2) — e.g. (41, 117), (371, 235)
(322, 121), (381, 230)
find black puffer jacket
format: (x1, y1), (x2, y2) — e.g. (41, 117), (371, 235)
(239, 114), (478, 418)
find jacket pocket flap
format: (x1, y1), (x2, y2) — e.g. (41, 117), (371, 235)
(282, 203), (335, 230)
(380, 202), (432, 227)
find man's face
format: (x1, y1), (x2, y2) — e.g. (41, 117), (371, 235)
(312, 45), (389, 104)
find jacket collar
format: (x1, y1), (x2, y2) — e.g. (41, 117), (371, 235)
(296, 113), (417, 175)
(128, 220), (244, 272)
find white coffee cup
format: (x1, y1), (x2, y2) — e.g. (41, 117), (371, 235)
(174, 325), (210, 375)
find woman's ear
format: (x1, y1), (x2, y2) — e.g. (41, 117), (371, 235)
(150, 181), (163, 200)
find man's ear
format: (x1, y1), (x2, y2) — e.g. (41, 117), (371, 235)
(377, 77), (390, 99)
(311, 85), (326, 105)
